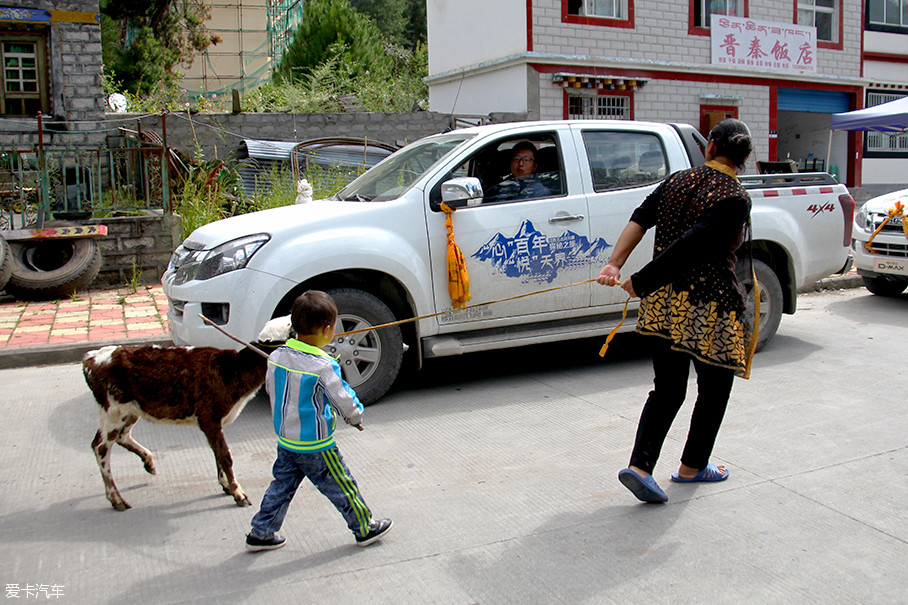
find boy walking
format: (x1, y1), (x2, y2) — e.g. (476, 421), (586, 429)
(246, 290), (392, 551)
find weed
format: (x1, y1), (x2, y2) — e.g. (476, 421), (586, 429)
(128, 258), (142, 293)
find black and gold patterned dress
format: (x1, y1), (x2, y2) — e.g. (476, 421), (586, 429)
(629, 161), (752, 375)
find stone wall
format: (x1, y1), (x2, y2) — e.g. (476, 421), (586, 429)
(129, 110), (525, 161)
(0, 0), (106, 150)
(87, 212), (182, 287)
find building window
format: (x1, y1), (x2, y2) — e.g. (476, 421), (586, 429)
(797, 0), (841, 47)
(867, 0), (908, 32)
(865, 91), (908, 155)
(0, 35), (49, 117)
(567, 92), (631, 120)
(692, 0), (745, 29)
(563, 0), (634, 27)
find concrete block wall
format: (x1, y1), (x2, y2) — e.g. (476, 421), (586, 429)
(87, 213), (183, 287)
(133, 111), (461, 162)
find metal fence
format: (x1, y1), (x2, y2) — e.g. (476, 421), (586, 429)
(1, 115), (171, 231)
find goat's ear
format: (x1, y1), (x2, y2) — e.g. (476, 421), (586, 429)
(257, 315), (292, 343)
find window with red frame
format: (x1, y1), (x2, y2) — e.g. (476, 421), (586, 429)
(564, 0), (633, 26)
(797, 0), (840, 46)
(690, 0), (746, 35)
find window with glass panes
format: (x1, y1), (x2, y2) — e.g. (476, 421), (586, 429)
(693, 0), (744, 28)
(867, 0), (908, 29)
(1, 37), (47, 116)
(797, 0), (837, 42)
(567, 0), (627, 19)
(865, 91), (908, 153)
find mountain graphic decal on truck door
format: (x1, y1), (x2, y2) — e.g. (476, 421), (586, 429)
(472, 220), (612, 284)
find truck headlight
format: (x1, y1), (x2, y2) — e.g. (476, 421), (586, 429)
(854, 204), (869, 232)
(195, 234), (270, 281)
(172, 234), (270, 284)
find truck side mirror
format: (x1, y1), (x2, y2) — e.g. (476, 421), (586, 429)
(440, 177), (483, 209)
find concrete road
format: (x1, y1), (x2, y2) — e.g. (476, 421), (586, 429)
(0, 287), (905, 604)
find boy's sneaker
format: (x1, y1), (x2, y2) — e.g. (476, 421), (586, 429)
(355, 518), (393, 547)
(245, 532), (286, 552)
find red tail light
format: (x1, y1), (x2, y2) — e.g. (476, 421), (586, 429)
(839, 193), (855, 247)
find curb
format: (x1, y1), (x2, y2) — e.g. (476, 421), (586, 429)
(0, 334), (173, 370)
(0, 274), (864, 371)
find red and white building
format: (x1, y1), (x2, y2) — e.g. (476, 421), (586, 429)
(427, 1), (902, 192)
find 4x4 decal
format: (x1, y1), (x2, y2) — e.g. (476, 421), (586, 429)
(472, 220), (611, 284)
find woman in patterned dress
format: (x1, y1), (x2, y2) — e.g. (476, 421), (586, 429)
(597, 118), (754, 503)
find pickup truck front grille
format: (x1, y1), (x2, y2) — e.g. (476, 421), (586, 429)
(867, 241), (908, 258)
(870, 214), (908, 233)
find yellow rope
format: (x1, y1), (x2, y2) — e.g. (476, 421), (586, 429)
(864, 200), (907, 254)
(336, 278), (601, 337)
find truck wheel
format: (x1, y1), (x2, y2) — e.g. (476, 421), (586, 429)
(5, 221), (102, 300)
(0, 237), (12, 291)
(737, 259), (783, 352)
(324, 288), (404, 405)
(862, 275), (907, 297)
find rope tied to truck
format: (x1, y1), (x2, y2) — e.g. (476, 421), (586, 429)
(864, 200), (908, 253)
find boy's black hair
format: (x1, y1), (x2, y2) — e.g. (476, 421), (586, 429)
(291, 290), (337, 336)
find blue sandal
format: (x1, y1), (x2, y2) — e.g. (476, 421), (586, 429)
(670, 463), (729, 483)
(618, 468), (668, 503)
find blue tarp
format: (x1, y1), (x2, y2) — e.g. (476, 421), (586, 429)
(830, 96), (908, 133)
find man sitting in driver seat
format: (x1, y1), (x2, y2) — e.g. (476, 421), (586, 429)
(488, 142), (551, 201)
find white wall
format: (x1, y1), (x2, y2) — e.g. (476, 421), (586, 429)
(427, 0), (527, 75)
(429, 64), (529, 115)
(863, 159), (908, 184)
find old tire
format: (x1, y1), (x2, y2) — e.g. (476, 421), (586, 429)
(5, 221), (102, 300)
(324, 288), (404, 406)
(0, 237), (12, 291)
(862, 275), (907, 297)
(737, 259), (783, 352)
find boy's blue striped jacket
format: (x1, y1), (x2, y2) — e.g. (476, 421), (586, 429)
(265, 339), (364, 453)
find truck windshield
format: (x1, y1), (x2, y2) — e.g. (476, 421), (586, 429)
(335, 133), (474, 202)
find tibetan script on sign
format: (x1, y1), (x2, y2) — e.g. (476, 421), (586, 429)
(711, 15), (816, 74)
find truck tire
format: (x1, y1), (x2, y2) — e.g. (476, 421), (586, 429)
(861, 275), (907, 297)
(324, 288), (404, 405)
(737, 259), (783, 352)
(0, 237), (12, 291)
(5, 221), (102, 300)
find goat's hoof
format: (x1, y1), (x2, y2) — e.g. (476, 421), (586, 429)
(144, 463), (156, 475)
(235, 494), (252, 507)
(112, 501), (131, 511)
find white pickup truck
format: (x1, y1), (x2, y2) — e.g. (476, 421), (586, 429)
(163, 120), (854, 403)
(851, 188), (908, 296)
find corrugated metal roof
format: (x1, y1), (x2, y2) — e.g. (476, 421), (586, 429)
(238, 139), (299, 161)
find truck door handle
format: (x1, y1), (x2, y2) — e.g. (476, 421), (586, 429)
(549, 214), (585, 223)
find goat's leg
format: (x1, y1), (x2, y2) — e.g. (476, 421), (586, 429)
(199, 421), (251, 507)
(114, 414), (156, 475)
(92, 427), (130, 511)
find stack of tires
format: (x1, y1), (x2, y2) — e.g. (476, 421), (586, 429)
(0, 221), (102, 300)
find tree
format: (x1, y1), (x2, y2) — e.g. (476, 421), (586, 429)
(349, 0), (426, 48)
(100, 0), (221, 97)
(274, 0), (388, 82)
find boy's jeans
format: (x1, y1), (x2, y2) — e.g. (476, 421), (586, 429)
(250, 446), (373, 539)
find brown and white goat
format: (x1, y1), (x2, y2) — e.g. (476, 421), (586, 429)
(83, 318), (290, 511)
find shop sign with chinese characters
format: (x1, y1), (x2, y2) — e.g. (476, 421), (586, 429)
(711, 15), (816, 74)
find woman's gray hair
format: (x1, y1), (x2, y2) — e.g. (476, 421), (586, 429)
(709, 118), (753, 172)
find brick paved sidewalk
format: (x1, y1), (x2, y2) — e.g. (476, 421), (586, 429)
(0, 285), (169, 350)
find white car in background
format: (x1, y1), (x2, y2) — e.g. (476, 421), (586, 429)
(853, 189), (908, 296)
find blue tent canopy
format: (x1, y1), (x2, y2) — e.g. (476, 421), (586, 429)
(830, 96), (908, 133)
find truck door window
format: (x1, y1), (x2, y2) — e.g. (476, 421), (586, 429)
(430, 133), (566, 210)
(581, 131), (667, 192)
